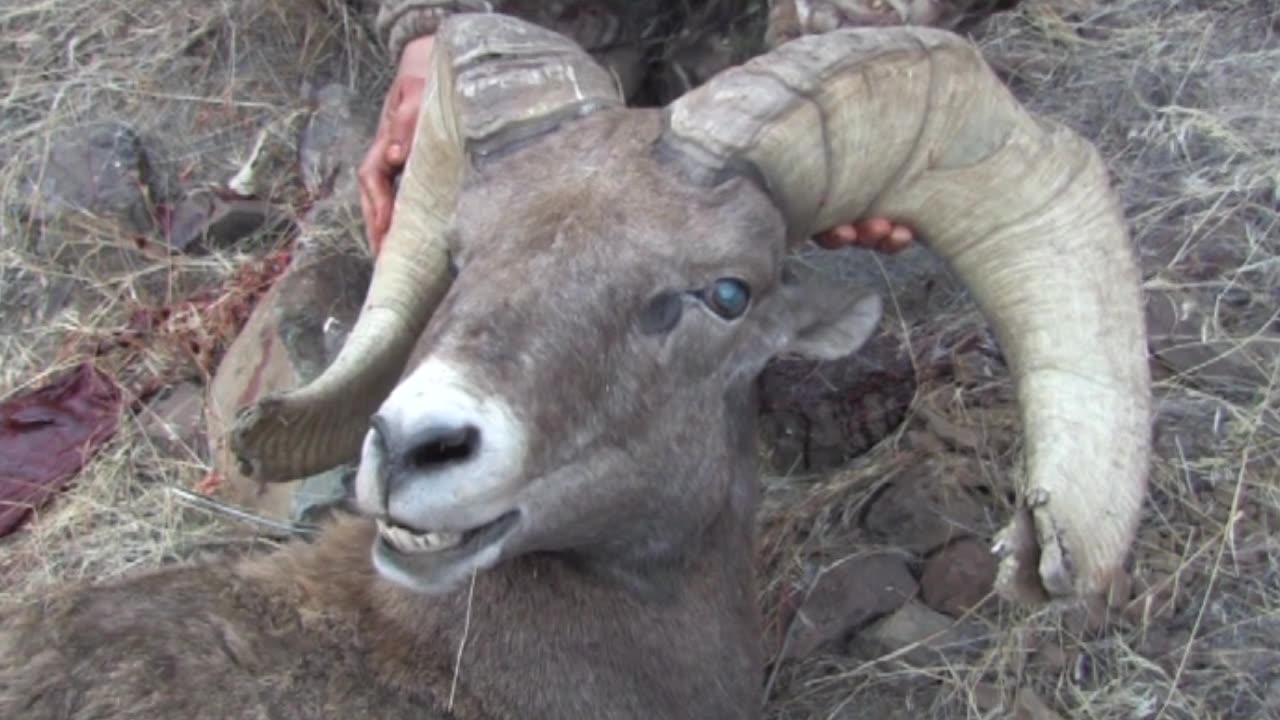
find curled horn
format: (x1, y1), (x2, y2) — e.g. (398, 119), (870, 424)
(230, 14), (625, 481)
(659, 28), (1151, 602)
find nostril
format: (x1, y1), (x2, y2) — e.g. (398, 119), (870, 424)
(407, 424), (481, 470)
(371, 411), (483, 474)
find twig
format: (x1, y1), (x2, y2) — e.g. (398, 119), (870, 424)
(449, 569), (479, 711)
(166, 486), (317, 538)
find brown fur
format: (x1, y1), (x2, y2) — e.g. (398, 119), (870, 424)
(0, 110), (879, 719)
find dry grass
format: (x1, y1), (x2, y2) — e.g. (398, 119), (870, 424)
(759, 1), (1280, 718)
(0, 0), (385, 596)
(2, 0), (1279, 718)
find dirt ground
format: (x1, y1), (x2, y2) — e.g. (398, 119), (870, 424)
(1, 0), (1277, 718)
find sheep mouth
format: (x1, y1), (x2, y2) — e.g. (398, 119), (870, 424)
(375, 510), (520, 560)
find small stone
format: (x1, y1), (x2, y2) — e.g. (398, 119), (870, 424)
(24, 122), (157, 234)
(862, 471), (989, 554)
(856, 600), (986, 665)
(140, 382), (207, 459)
(166, 189), (287, 253)
(920, 538), (998, 617)
(783, 552), (918, 660)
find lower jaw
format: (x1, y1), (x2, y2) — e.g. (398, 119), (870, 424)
(370, 511), (520, 594)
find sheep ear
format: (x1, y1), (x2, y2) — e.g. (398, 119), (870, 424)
(756, 260), (883, 362)
(784, 291), (882, 360)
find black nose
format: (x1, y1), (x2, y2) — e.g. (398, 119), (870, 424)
(371, 413), (481, 474)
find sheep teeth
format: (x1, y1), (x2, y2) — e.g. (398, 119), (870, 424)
(377, 520), (462, 554)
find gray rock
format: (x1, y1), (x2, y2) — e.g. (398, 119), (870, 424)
(298, 83), (375, 201)
(920, 538), (998, 617)
(24, 122), (157, 234)
(862, 470), (989, 554)
(853, 600), (987, 665)
(272, 240), (372, 385)
(166, 189), (288, 253)
(140, 382), (208, 459)
(207, 234), (371, 524)
(813, 242), (966, 323)
(292, 466), (356, 525)
(758, 332), (916, 474)
(783, 552), (918, 660)
(277, 240), (370, 522)
(1146, 287), (1277, 394)
(1151, 391), (1234, 463)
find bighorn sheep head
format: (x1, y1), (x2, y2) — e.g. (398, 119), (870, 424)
(231, 14), (1151, 604)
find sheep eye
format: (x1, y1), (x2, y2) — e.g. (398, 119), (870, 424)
(704, 278), (751, 319)
(638, 291), (684, 335)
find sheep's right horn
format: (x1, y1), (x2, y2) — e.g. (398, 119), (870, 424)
(230, 14), (624, 481)
(659, 28), (1152, 603)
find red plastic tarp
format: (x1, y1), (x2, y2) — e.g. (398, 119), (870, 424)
(0, 364), (122, 538)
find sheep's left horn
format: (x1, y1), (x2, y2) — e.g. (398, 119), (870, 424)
(231, 14), (624, 480)
(658, 27), (1151, 603)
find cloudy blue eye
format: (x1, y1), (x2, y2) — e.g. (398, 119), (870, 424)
(705, 278), (751, 319)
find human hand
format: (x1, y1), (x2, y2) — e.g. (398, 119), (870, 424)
(814, 218), (915, 254)
(359, 36), (437, 256)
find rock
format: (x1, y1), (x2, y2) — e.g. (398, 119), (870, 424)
(758, 332), (915, 474)
(0, 265), (82, 340)
(23, 122), (157, 234)
(818, 242), (965, 321)
(166, 189), (288, 253)
(206, 278), (303, 522)
(140, 382), (207, 459)
(1146, 288), (1277, 393)
(783, 552), (918, 660)
(271, 242), (371, 384)
(862, 470), (989, 554)
(920, 538), (998, 617)
(757, 410), (808, 474)
(1151, 391), (1233, 463)
(298, 83), (374, 201)
(854, 600), (986, 665)
(206, 238), (371, 521)
(291, 465), (356, 525)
